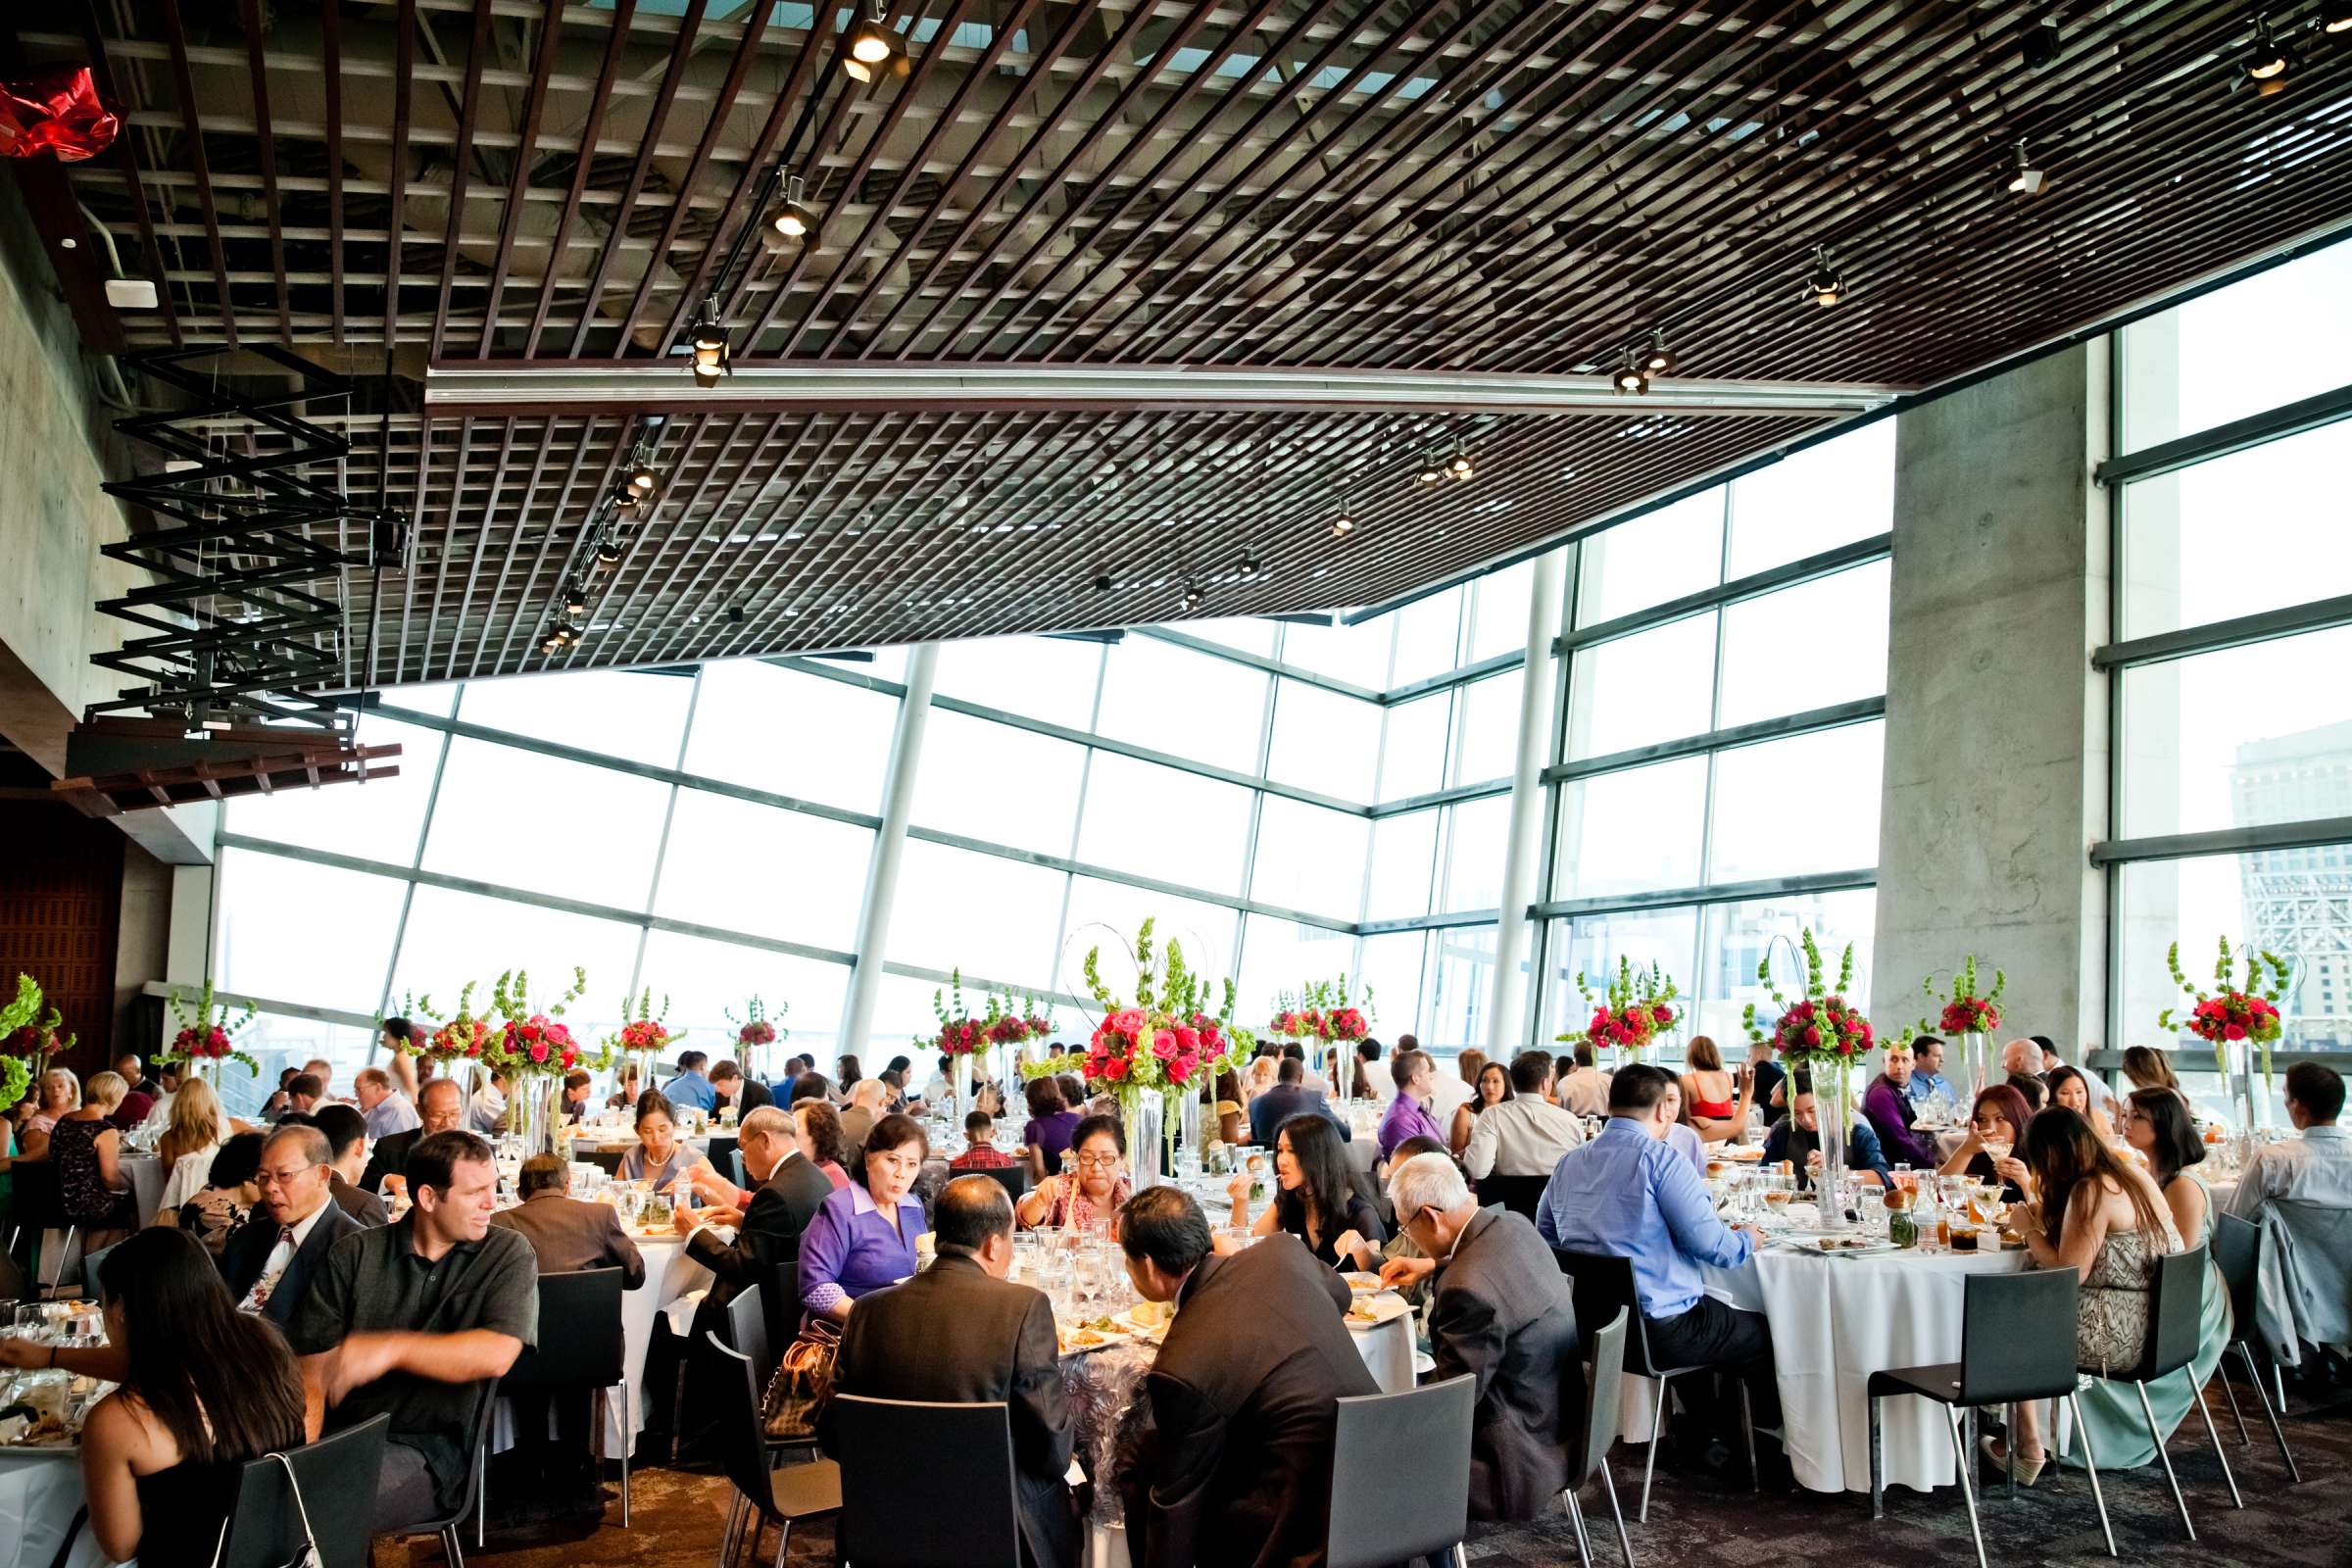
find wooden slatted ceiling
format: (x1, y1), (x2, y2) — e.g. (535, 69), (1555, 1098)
(21, 0), (2352, 690)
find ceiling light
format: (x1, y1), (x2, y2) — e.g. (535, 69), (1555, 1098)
(1417, 456), (1445, 485)
(627, 466), (658, 496)
(688, 309), (730, 387)
(2021, 18), (2059, 70)
(2007, 139), (2049, 196)
(1181, 582), (1206, 611)
(105, 277), (159, 309)
(1642, 329), (1676, 374)
(1448, 445), (1474, 480)
(612, 488), (642, 513)
(2244, 20), (2294, 92)
(539, 630), (564, 656)
(594, 536), (622, 570)
(1093, 572), (1116, 592)
(1238, 552), (1261, 578)
(1614, 353), (1650, 396)
(563, 581), (588, 617)
(1806, 246), (1844, 306)
(843, 3), (897, 79)
(1332, 510), (1356, 536)
(765, 172), (819, 246)
(2327, 1), (2352, 33)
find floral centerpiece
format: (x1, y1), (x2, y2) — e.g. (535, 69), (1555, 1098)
(2160, 937), (2289, 1124)
(411, 967), (608, 1153)
(0, 974), (71, 1114)
(1743, 930), (1874, 1229)
(1269, 977), (1373, 1093)
(1026, 919), (1252, 1184)
(1918, 955), (2005, 1098)
(610, 988), (685, 1086)
(160, 979), (260, 1080)
(921, 972), (1054, 1108)
(1560, 957), (1680, 1065)
(725, 995), (786, 1080)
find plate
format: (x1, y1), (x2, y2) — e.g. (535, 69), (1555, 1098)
(1340, 1271), (1383, 1294)
(1346, 1293), (1410, 1326)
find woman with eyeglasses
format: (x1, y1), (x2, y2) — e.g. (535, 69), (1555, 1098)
(1016, 1113), (1131, 1236)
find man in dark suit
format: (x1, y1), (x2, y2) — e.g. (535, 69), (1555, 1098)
(710, 1060), (771, 1118)
(1116, 1187), (1376, 1568)
(362, 1075), (466, 1199)
(1248, 1055), (1351, 1147)
(824, 1176), (1077, 1567)
(675, 1105), (831, 1310)
(492, 1154), (647, 1287)
(220, 1123), (364, 1327)
(311, 1104), (391, 1227)
(1381, 1152), (1580, 1519)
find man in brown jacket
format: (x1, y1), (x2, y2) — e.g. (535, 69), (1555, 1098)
(490, 1154), (646, 1289)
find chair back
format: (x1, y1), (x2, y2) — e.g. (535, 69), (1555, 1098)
(767, 1259), (801, 1354)
(1576, 1307), (1631, 1488)
(973, 1163), (1032, 1200)
(499, 1268), (625, 1392)
(705, 1331), (787, 1510)
(725, 1283), (773, 1390)
(405, 1381), (499, 1532)
(2212, 1210), (2262, 1332)
(1551, 1248), (1658, 1376)
(1326, 1374), (1475, 1568)
(1480, 1175), (1547, 1223)
(14, 1159), (67, 1229)
(2135, 1243), (2210, 1381)
(832, 1395), (1022, 1567)
(1955, 1265), (2079, 1404)
(217, 1414), (390, 1568)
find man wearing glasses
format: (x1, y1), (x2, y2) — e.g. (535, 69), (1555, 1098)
(220, 1123), (363, 1327)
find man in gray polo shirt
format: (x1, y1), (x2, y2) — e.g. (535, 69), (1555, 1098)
(294, 1128), (539, 1533)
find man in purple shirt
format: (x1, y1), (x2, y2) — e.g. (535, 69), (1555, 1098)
(1858, 1047), (1940, 1169)
(1378, 1048), (1447, 1161)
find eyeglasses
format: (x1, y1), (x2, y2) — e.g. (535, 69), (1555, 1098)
(1075, 1152), (1123, 1169)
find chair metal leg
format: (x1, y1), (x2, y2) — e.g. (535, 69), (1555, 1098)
(1944, 1405), (1988, 1568)
(2065, 1393), (2117, 1558)
(2235, 1343), (2301, 1483)
(2135, 1380), (2195, 1542)
(672, 1361), (690, 1464)
(620, 1376), (634, 1527)
(2273, 1362), (2286, 1418)
(716, 1494), (745, 1568)
(475, 1439), (486, 1548)
(1638, 1375), (1670, 1523)
(1737, 1377), (1758, 1493)
(1598, 1459), (1637, 1568)
(2191, 1377), (2243, 1510)
(2004, 1401), (2017, 1501)
(769, 1519), (792, 1568)
(1562, 1484), (1594, 1568)
(2215, 1356), (2251, 1446)
(441, 1524), (466, 1568)
(1450, 1547), (1469, 1568)
(1867, 1396), (1883, 1519)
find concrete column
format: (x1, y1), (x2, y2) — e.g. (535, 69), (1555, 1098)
(835, 642), (940, 1061)
(1486, 549), (1568, 1056)
(1871, 345), (2112, 1056)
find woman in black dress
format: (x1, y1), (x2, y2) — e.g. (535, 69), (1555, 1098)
(1234, 1110), (1385, 1269)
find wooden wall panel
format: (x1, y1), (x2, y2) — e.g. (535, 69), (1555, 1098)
(0, 802), (123, 1072)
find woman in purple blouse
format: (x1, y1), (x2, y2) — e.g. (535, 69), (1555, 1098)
(1020, 1076), (1084, 1183)
(799, 1112), (930, 1322)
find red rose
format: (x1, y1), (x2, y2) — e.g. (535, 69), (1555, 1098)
(1802, 1026), (1822, 1046)
(1105, 1057), (1130, 1081)
(2223, 1024), (2246, 1041)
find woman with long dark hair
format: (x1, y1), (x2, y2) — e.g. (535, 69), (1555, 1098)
(2044, 1063), (2114, 1139)
(1936, 1083), (2035, 1201)
(1984, 1106), (2180, 1483)
(1232, 1112), (1385, 1269)
(173, 1130), (266, 1256)
(1447, 1059), (1513, 1155)
(80, 1227), (307, 1564)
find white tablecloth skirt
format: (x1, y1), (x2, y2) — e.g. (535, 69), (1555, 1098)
(491, 1233), (714, 1459)
(1616, 1244), (2027, 1494)
(0, 1450), (120, 1568)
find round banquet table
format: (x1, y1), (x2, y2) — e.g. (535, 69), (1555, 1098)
(0, 1448), (118, 1568)
(1616, 1238), (2029, 1495)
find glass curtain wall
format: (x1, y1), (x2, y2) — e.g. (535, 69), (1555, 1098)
(2103, 241), (2352, 1119)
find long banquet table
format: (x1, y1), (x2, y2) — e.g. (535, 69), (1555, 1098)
(0, 1447), (114, 1568)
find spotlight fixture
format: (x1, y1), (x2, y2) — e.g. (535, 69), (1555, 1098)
(2007, 139), (2049, 197)
(1613, 352), (1650, 397)
(612, 488), (643, 513)
(1092, 572), (1116, 592)
(1642, 329), (1676, 375)
(627, 465), (659, 496)
(688, 308), (730, 387)
(1238, 552), (1262, 578)
(1332, 509), (1356, 537)
(1448, 444), (1473, 481)
(540, 629), (564, 656)
(1806, 245), (1844, 306)
(2244, 19), (2294, 93)
(594, 535), (623, 570)
(2328, 1), (2352, 34)
(1181, 581), (1206, 611)
(2021, 18), (2059, 70)
(765, 172), (819, 246)
(843, 2), (898, 80)
(563, 581), (588, 617)
(1417, 455), (1446, 485)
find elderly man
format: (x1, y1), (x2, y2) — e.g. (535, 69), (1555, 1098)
(494, 1153), (647, 1285)
(364, 1075), (466, 1200)
(355, 1065), (421, 1140)
(1382, 1153), (1580, 1520)
(675, 1104), (834, 1312)
(1464, 1050), (1586, 1180)
(1858, 1046), (1940, 1170)
(839, 1077), (889, 1165)
(220, 1123), (365, 1326)
(2229, 1061), (2350, 1218)
(1116, 1187), (1374, 1568)
(1377, 1048), (1449, 1161)
(294, 1130), (538, 1534)
(825, 1176), (1078, 1567)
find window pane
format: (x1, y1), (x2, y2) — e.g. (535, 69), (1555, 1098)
(1097, 638), (1268, 775)
(1576, 491), (1724, 624)
(225, 715), (445, 859)
(1450, 670), (1523, 787)
(457, 669), (694, 759)
(1555, 757), (1707, 899)
(388, 885), (646, 1045)
(216, 850), (406, 1010)
(1390, 591), (1467, 687)
(1365, 810), (1441, 922)
(681, 661), (898, 815)
(1715, 561), (1890, 727)
(652, 791), (870, 953)
(419, 740), (670, 908)
(2119, 627), (2352, 839)
(386, 682), (460, 717)
(227, 1015), (380, 1119)
(2121, 243), (2352, 451)
(1352, 931), (1428, 1042)
(1566, 613), (1716, 759)
(634, 929), (852, 1073)
(1422, 925), (1498, 1054)
(1234, 915), (1357, 1025)
(2119, 419), (2352, 640)
(1249, 797), (1370, 920)
(1375, 693), (1450, 804)
(1695, 888), (1875, 1046)
(910, 709), (1087, 857)
(1057, 878), (1237, 996)
(1467, 561), (1536, 664)
(887, 839), (1065, 984)
(1441, 794), (1511, 913)
(1074, 753), (1252, 895)
(1264, 681), (1381, 803)
(1708, 723), (1885, 883)
(1281, 614), (1396, 686)
(1182, 617), (1279, 657)
(933, 636), (1103, 731)
(1724, 419), (1894, 579)
(1541, 908), (1700, 1053)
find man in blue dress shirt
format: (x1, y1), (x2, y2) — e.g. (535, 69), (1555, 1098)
(662, 1050), (718, 1112)
(1538, 1061), (1780, 1452)
(1904, 1035), (1949, 1104)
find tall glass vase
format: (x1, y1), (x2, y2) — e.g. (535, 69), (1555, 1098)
(1121, 1089), (1167, 1190)
(1963, 1031), (1988, 1102)
(953, 1052), (972, 1116)
(1817, 1060), (1851, 1231)
(510, 1076), (560, 1158)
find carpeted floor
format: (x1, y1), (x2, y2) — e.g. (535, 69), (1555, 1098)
(409, 1376), (2351, 1568)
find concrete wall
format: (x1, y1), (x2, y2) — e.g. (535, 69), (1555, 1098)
(1871, 345), (2112, 1056)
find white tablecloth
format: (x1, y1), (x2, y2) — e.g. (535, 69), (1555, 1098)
(0, 1450), (118, 1568)
(1616, 1241), (2027, 1494)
